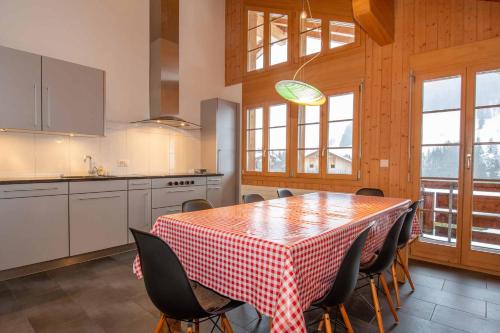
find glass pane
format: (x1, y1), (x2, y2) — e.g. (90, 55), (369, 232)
(475, 69), (500, 107)
(248, 26), (264, 50)
(248, 11), (264, 29)
(471, 181), (500, 252)
(301, 17), (321, 32)
(247, 129), (262, 151)
(269, 104), (287, 127)
(298, 105), (320, 124)
(246, 151), (262, 172)
(270, 14), (288, 43)
(421, 146), (460, 178)
(300, 29), (321, 56)
(269, 150), (286, 172)
(247, 48), (264, 71)
(328, 121), (353, 148)
(327, 148), (352, 175)
(475, 107), (500, 143)
(269, 127), (286, 150)
(270, 39), (288, 65)
(297, 149), (319, 174)
(474, 144), (500, 180)
(423, 76), (461, 111)
(298, 124), (320, 149)
(422, 111), (461, 144)
(420, 179), (459, 245)
(247, 107), (263, 129)
(329, 20), (355, 49)
(329, 93), (354, 121)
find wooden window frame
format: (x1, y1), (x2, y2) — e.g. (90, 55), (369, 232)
(242, 102), (291, 177)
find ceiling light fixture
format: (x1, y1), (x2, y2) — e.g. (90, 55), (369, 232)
(275, 0), (326, 106)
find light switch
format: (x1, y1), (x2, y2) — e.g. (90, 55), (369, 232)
(380, 159), (389, 168)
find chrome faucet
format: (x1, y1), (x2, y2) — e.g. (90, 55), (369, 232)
(83, 155), (97, 176)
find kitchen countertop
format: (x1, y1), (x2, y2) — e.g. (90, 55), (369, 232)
(0, 173), (223, 185)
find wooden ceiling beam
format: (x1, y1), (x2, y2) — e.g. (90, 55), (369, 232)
(352, 0), (395, 46)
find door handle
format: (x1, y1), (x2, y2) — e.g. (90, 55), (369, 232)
(217, 149), (221, 172)
(167, 189), (194, 193)
(78, 195), (121, 200)
(4, 187), (59, 192)
(466, 153), (472, 169)
(33, 82), (38, 127)
(46, 86), (51, 128)
(208, 187), (221, 190)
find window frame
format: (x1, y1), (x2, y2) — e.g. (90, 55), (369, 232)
(242, 102), (291, 176)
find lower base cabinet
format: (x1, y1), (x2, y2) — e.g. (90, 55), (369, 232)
(128, 189), (152, 243)
(0, 195), (69, 271)
(69, 191), (127, 256)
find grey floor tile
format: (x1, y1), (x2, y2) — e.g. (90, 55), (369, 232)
(486, 277), (500, 293)
(0, 286), (20, 316)
(38, 317), (106, 333)
(487, 302), (500, 322)
(409, 260), (487, 289)
(109, 250), (138, 265)
(226, 303), (260, 329)
(0, 310), (35, 333)
(431, 305), (500, 333)
(387, 310), (463, 333)
(443, 280), (500, 304)
(410, 271), (445, 290)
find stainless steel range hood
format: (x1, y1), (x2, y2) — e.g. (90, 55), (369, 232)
(134, 0), (200, 130)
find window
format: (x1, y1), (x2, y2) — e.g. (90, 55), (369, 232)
(247, 11), (264, 71)
(269, 13), (288, 66)
(244, 104), (288, 174)
(327, 93), (355, 175)
(329, 20), (355, 49)
(246, 107), (263, 171)
(297, 105), (321, 174)
(300, 18), (322, 56)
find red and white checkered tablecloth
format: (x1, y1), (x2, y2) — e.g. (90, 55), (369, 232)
(133, 192), (418, 332)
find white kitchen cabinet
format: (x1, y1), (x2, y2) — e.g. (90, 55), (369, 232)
(128, 189), (152, 243)
(69, 191), (127, 255)
(0, 45), (42, 131)
(207, 177), (223, 207)
(42, 56), (104, 136)
(0, 185), (68, 271)
(152, 186), (206, 208)
(152, 206), (181, 226)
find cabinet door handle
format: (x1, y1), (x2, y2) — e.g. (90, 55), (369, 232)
(217, 149), (221, 172)
(4, 187), (59, 193)
(167, 189), (194, 193)
(131, 182), (149, 186)
(33, 82), (38, 127)
(144, 192), (149, 223)
(208, 187), (221, 190)
(78, 195), (121, 200)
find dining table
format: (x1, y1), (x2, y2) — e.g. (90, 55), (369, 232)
(133, 192), (421, 332)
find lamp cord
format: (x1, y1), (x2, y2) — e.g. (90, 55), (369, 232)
(294, 0), (318, 81)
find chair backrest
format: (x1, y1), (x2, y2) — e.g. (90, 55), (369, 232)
(277, 188), (293, 198)
(365, 210), (409, 274)
(182, 199), (213, 212)
(319, 222), (374, 306)
(356, 188), (385, 197)
(130, 228), (207, 320)
(242, 193), (265, 204)
(398, 200), (419, 247)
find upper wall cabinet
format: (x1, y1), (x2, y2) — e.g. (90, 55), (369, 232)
(0, 45), (42, 131)
(42, 57), (104, 136)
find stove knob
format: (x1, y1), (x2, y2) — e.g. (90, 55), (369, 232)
(179, 181), (184, 185)
(168, 181), (173, 186)
(174, 181), (178, 185)
(190, 180), (195, 184)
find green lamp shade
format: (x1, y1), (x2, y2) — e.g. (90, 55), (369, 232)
(275, 80), (326, 106)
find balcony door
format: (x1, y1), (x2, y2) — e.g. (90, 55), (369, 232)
(411, 64), (500, 274)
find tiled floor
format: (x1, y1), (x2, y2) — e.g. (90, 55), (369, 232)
(1, 251), (499, 333)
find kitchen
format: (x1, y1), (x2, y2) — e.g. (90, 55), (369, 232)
(1, 0), (500, 333)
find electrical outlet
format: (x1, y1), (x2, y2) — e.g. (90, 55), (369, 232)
(117, 160), (129, 167)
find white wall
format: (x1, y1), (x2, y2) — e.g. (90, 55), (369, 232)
(0, 0), (242, 177)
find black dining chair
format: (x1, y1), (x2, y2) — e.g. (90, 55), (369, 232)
(182, 199), (213, 213)
(358, 210), (410, 333)
(277, 188), (293, 198)
(356, 188), (385, 197)
(391, 200), (420, 308)
(130, 228), (243, 333)
(242, 193), (265, 203)
(310, 222), (374, 333)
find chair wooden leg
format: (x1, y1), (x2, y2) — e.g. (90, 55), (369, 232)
(154, 314), (166, 333)
(391, 263), (401, 308)
(187, 326), (193, 333)
(317, 318), (324, 331)
(221, 313), (234, 333)
(268, 317), (273, 332)
(323, 312), (333, 333)
(380, 274), (399, 323)
(194, 320), (200, 333)
(397, 250), (415, 291)
(369, 277), (385, 333)
(339, 304), (354, 333)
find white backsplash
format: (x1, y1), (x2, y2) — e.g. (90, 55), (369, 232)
(0, 122), (201, 178)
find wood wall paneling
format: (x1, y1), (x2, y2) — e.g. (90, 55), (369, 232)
(226, 0), (500, 197)
(352, 0), (395, 45)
